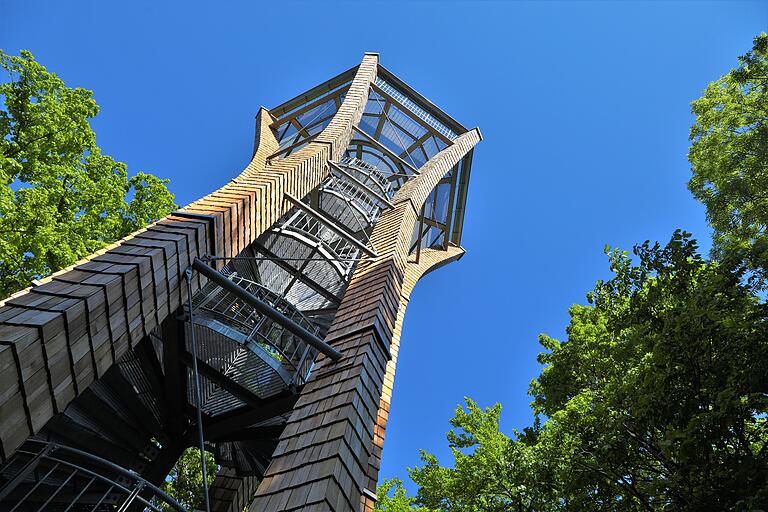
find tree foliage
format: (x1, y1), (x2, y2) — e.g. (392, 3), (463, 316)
(689, 33), (768, 277)
(409, 399), (558, 512)
(376, 478), (435, 512)
(535, 233), (767, 509)
(161, 448), (217, 511)
(404, 233), (768, 511)
(0, 50), (176, 299)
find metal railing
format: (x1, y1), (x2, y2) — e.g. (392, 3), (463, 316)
(278, 209), (362, 273)
(192, 270), (322, 388)
(338, 156), (393, 197)
(320, 176), (381, 236)
(0, 440), (186, 512)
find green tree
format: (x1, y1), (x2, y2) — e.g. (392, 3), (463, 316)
(534, 232), (768, 510)
(375, 478), (435, 512)
(406, 232), (768, 511)
(689, 33), (768, 279)
(0, 50), (176, 299)
(409, 399), (559, 512)
(161, 448), (217, 511)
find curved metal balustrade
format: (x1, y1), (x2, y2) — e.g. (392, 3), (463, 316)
(276, 209), (360, 274)
(321, 157), (393, 238)
(336, 156), (393, 199)
(0, 440), (185, 512)
(343, 140), (418, 192)
(188, 271), (320, 416)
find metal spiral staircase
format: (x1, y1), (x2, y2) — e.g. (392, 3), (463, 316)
(184, 156), (392, 410)
(179, 157), (393, 480)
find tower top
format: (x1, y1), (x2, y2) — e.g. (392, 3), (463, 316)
(269, 56), (478, 248)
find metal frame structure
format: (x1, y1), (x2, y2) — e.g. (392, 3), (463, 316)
(0, 54), (479, 512)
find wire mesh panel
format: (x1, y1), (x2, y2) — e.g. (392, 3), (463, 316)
(252, 212), (360, 312)
(374, 77), (458, 141)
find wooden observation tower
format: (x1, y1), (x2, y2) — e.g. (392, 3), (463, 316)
(0, 54), (480, 512)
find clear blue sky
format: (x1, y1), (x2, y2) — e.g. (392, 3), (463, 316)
(2, 0), (766, 491)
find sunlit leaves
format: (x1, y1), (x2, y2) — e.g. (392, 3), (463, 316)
(402, 232), (768, 511)
(408, 398), (561, 512)
(376, 478), (435, 512)
(161, 448), (217, 511)
(528, 231), (768, 509)
(689, 33), (768, 282)
(0, 50), (176, 298)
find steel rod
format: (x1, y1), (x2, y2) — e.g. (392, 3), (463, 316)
(0, 444), (52, 501)
(21, 441), (185, 512)
(186, 269), (211, 512)
(191, 258), (342, 361)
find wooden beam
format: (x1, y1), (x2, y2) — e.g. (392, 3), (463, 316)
(206, 425), (285, 443)
(270, 65), (356, 118)
(399, 131), (432, 160)
(373, 100), (391, 139)
(271, 86), (348, 129)
(451, 150), (474, 245)
(161, 314), (187, 437)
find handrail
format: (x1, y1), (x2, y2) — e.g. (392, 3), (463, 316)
(338, 156), (392, 194)
(352, 126), (420, 175)
(284, 193), (378, 258)
(220, 269), (320, 333)
(0, 440), (187, 512)
(271, 223), (357, 277)
(196, 270), (319, 373)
